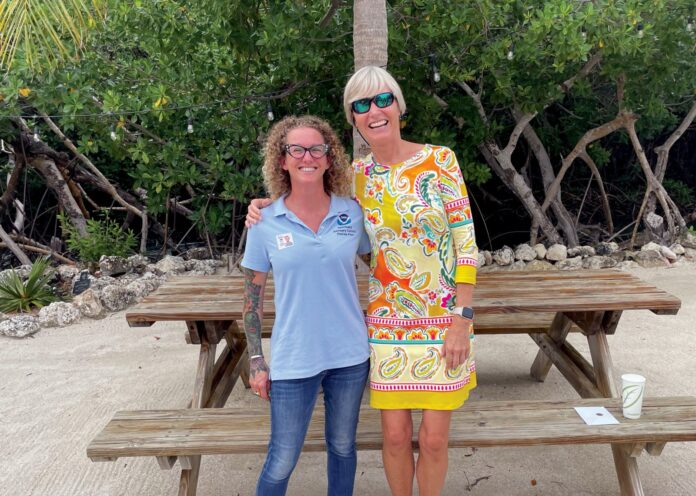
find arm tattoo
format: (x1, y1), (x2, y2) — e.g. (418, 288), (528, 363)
(250, 356), (269, 379)
(242, 267), (264, 358)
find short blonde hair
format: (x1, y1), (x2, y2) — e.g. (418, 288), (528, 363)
(343, 66), (407, 126)
(261, 115), (352, 200)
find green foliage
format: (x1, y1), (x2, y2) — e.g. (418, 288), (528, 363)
(0, 0), (694, 247)
(59, 214), (136, 263)
(0, 257), (58, 313)
(663, 179), (694, 207)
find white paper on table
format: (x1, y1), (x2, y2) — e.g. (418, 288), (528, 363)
(574, 406), (620, 425)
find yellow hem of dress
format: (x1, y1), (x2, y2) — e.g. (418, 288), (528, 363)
(370, 372), (477, 410)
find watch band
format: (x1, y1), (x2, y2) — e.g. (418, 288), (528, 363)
(450, 306), (474, 319)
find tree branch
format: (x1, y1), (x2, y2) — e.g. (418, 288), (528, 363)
(578, 151), (614, 234)
(38, 111), (144, 220)
(654, 101), (696, 181)
(0, 224), (31, 265)
(8, 234), (74, 264)
(502, 111), (537, 157)
(541, 112), (637, 213)
(319, 0), (343, 28)
(559, 52), (602, 94)
(456, 80), (489, 126)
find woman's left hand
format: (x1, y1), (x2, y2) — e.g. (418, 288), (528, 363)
(442, 315), (472, 370)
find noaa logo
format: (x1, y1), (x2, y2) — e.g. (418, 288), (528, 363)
(337, 213), (351, 226)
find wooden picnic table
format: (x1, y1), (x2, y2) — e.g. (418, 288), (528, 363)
(126, 269), (681, 496)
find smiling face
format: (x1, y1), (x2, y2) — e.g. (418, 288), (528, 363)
(351, 86), (401, 147)
(281, 126), (330, 191)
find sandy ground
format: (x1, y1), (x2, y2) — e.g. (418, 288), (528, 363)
(1, 266), (695, 496)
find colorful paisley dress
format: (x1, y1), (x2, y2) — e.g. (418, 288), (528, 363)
(353, 144), (478, 410)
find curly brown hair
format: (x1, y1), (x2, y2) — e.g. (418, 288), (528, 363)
(262, 115), (352, 199)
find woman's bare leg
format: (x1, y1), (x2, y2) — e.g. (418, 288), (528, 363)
(416, 409), (452, 496)
(381, 409), (415, 495)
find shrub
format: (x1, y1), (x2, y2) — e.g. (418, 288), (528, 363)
(59, 214), (137, 263)
(0, 257), (58, 313)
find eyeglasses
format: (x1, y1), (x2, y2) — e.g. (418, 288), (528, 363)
(283, 143), (330, 159)
(350, 92), (395, 114)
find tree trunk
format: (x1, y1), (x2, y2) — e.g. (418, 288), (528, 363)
(513, 110), (579, 246)
(0, 224), (31, 265)
(352, 0), (388, 158)
(70, 167), (177, 250)
(479, 143), (563, 245)
(458, 82), (562, 244)
(29, 156), (88, 237)
(643, 102), (696, 235)
(626, 119), (686, 245)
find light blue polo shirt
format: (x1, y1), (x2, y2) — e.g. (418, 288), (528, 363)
(241, 194), (371, 381)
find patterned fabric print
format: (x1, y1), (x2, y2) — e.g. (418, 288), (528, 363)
(353, 145), (478, 401)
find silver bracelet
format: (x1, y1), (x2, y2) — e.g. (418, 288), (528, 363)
(249, 354), (264, 360)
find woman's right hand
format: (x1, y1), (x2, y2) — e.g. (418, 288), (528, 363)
(249, 356), (271, 401)
(245, 198), (272, 227)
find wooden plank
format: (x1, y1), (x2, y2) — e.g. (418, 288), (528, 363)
(645, 442), (665, 456)
(126, 270), (681, 325)
(623, 442), (646, 457)
(86, 397), (696, 460)
(142, 282), (670, 300)
(127, 290), (680, 319)
(186, 322), (201, 345)
(587, 328), (644, 496)
(530, 313), (573, 382)
(156, 456), (177, 470)
(191, 336), (216, 409)
(561, 340), (596, 385)
(529, 333), (602, 398)
(565, 310), (623, 335)
(203, 321), (228, 345)
(587, 329), (618, 397)
(207, 336), (246, 408)
(225, 322), (250, 389)
(182, 325), (217, 496)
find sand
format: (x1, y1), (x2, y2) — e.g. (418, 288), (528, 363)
(1, 266), (695, 496)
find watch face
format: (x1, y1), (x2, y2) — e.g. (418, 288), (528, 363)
(461, 307), (474, 319)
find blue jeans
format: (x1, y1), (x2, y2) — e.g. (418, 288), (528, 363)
(256, 359), (369, 496)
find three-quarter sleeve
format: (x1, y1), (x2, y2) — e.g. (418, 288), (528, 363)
(437, 148), (478, 285)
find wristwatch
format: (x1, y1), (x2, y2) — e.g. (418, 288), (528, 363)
(450, 306), (474, 320)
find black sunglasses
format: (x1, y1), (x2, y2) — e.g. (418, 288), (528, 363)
(350, 92), (395, 114)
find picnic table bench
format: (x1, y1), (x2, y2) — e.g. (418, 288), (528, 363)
(87, 397), (696, 461)
(88, 269), (687, 495)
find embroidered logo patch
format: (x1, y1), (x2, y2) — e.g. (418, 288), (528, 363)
(276, 233), (294, 250)
(337, 213), (351, 226)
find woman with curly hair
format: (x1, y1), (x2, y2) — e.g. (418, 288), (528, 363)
(241, 115), (371, 496)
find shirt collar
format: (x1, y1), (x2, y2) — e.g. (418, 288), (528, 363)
(270, 193), (343, 218)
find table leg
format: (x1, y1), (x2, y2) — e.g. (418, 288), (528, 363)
(530, 312), (573, 381)
(178, 323), (217, 496)
(226, 321), (250, 389)
(587, 324), (644, 496)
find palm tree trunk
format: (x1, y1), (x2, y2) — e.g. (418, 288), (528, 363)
(352, 0), (388, 158)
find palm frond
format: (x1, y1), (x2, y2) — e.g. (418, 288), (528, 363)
(0, 0), (107, 72)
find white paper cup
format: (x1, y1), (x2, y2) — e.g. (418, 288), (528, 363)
(621, 374), (646, 419)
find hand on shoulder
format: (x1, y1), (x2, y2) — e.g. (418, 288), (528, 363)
(246, 198), (272, 227)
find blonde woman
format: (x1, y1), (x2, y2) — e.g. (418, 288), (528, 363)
(342, 66), (478, 496)
(241, 115), (371, 495)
